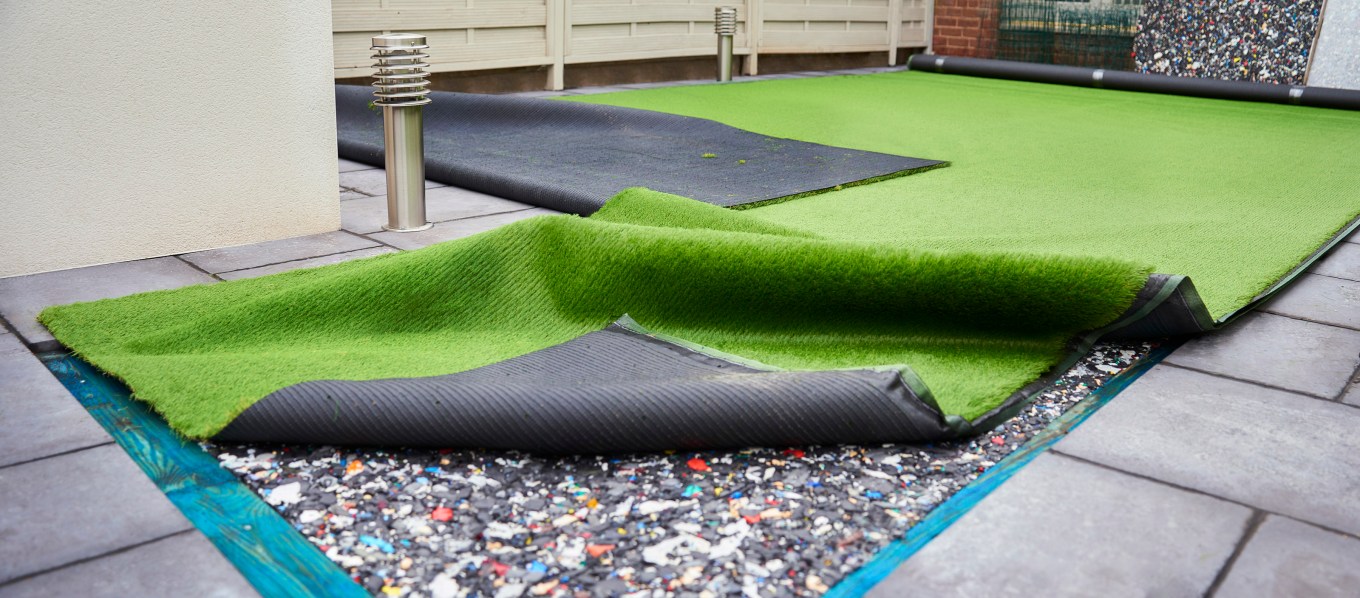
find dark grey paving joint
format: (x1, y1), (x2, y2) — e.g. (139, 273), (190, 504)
(0, 444), (194, 583)
(868, 453), (1250, 597)
(1056, 365), (1360, 536)
(1165, 312), (1360, 399)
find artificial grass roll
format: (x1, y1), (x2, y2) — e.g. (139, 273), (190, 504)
(572, 71), (1360, 320)
(40, 189), (1151, 439)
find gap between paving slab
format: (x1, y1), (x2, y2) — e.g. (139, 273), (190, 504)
(0, 257), (216, 349)
(0, 332), (111, 468)
(1309, 241), (1360, 280)
(216, 247), (398, 281)
(1164, 311), (1360, 399)
(180, 231), (378, 275)
(1054, 364), (1360, 537)
(1262, 273), (1360, 331)
(369, 207), (559, 250)
(1212, 514), (1360, 597)
(0, 444), (195, 583)
(867, 453), (1251, 597)
(338, 168), (446, 198)
(340, 185), (539, 235)
(0, 530), (259, 598)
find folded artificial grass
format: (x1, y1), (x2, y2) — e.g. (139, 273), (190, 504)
(573, 71), (1360, 320)
(41, 189), (1151, 440)
(40, 73), (1360, 447)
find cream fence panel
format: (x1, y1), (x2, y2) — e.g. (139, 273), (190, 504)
(332, 0), (932, 89)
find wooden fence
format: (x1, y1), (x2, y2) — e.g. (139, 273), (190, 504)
(333, 0), (933, 89)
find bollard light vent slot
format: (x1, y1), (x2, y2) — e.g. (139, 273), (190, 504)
(714, 7), (738, 35)
(372, 33), (432, 107)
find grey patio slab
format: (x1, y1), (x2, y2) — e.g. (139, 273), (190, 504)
(1, 531), (258, 597)
(370, 208), (559, 251)
(0, 333), (111, 467)
(216, 247), (398, 281)
(1164, 312), (1360, 398)
(1056, 365), (1360, 535)
(338, 157), (377, 173)
(1214, 515), (1360, 598)
(1311, 240), (1360, 281)
(0, 257), (215, 347)
(559, 86), (620, 96)
(1262, 273), (1360, 331)
(615, 80), (710, 90)
(341, 186), (538, 234)
(0, 444), (192, 583)
(179, 231), (377, 275)
(338, 168), (446, 197)
(512, 90), (570, 98)
(868, 453), (1249, 597)
(1345, 376), (1360, 407)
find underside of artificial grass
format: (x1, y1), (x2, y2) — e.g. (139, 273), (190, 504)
(573, 71), (1360, 320)
(42, 189), (1151, 439)
(38, 72), (1360, 445)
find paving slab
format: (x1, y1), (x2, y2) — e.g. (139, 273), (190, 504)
(559, 86), (621, 96)
(179, 231), (377, 275)
(868, 453), (1249, 597)
(370, 208), (559, 251)
(1164, 312), (1360, 398)
(1262, 273), (1360, 331)
(341, 186), (537, 234)
(1215, 516), (1360, 597)
(0, 258), (215, 347)
(338, 157), (377, 173)
(338, 169), (446, 197)
(1310, 240), (1360, 281)
(216, 247), (398, 281)
(0, 333), (111, 467)
(512, 90), (570, 98)
(1344, 374), (1360, 407)
(0, 444), (192, 582)
(1, 531), (258, 597)
(1056, 365), (1360, 535)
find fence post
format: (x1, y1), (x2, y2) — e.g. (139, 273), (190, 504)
(547, 0), (566, 90)
(889, 0), (903, 66)
(925, 0), (935, 54)
(744, 0), (762, 76)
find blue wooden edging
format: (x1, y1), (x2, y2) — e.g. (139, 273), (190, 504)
(42, 354), (367, 598)
(825, 343), (1179, 597)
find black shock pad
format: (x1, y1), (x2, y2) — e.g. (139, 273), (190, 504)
(335, 85), (946, 215)
(214, 320), (957, 453)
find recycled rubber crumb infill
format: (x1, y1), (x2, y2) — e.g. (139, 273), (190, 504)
(206, 341), (1155, 597)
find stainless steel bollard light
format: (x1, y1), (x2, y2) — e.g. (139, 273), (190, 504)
(372, 33), (434, 232)
(715, 7), (737, 82)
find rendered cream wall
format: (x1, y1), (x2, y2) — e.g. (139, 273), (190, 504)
(0, 1), (340, 278)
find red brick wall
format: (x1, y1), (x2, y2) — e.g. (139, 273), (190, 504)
(932, 0), (999, 58)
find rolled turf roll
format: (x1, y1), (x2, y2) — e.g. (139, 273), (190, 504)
(907, 55), (1360, 111)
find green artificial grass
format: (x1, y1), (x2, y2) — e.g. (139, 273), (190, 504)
(40, 73), (1360, 441)
(42, 189), (1151, 438)
(573, 71), (1360, 319)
